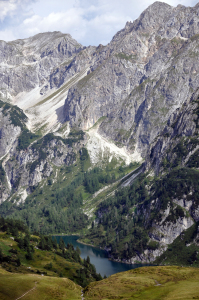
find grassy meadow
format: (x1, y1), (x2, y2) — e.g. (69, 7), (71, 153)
(1, 265), (199, 300)
(0, 268), (82, 300)
(84, 266), (199, 300)
(0, 228), (199, 300)
(0, 231), (82, 279)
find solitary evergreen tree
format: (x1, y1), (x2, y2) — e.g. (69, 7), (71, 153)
(59, 237), (65, 250)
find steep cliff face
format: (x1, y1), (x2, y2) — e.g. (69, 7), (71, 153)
(1, 2), (199, 160)
(0, 101), (26, 202)
(0, 32), (97, 134)
(63, 2), (199, 157)
(0, 32), (82, 96)
(0, 101), (86, 204)
(4, 134), (81, 199)
(80, 83), (199, 264)
(122, 87), (199, 263)
(0, 104), (22, 159)
(145, 90), (199, 174)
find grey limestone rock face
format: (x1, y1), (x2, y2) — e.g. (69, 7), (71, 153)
(128, 247), (166, 264)
(144, 91), (199, 175)
(1, 2), (199, 161)
(63, 1), (199, 157)
(0, 110), (21, 159)
(3, 136), (83, 200)
(126, 199), (195, 263)
(115, 213), (194, 263)
(0, 101), (86, 203)
(0, 2), (199, 161)
(130, 89), (199, 263)
(0, 31), (83, 97)
(0, 107), (22, 203)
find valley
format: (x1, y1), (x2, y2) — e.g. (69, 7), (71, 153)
(0, 218), (198, 299)
(0, 1), (199, 299)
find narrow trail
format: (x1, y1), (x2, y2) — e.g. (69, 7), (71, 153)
(15, 282), (37, 300)
(81, 289), (84, 300)
(154, 280), (162, 286)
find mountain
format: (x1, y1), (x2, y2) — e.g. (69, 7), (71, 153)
(63, 1), (199, 157)
(0, 1), (199, 266)
(81, 91), (199, 264)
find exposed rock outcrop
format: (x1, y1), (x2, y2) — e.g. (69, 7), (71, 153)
(63, 2), (199, 157)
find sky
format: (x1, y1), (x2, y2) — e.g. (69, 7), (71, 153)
(0, 0), (198, 46)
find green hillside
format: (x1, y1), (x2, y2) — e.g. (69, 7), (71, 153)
(0, 269), (82, 300)
(0, 217), (102, 289)
(84, 266), (199, 300)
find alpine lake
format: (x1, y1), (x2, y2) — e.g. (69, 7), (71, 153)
(54, 235), (150, 277)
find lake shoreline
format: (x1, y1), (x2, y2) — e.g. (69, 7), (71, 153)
(59, 236), (151, 266)
(53, 235), (104, 251)
(77, 239), (100, 249)
(77, 239), (152, 266)
(54, 235), (153, 276)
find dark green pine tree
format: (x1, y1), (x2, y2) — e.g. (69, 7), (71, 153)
(59, 237), (65, 250)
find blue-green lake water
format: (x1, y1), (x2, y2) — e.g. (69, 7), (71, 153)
(55, 235), (149, 277)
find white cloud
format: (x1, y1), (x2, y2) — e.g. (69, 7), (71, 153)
(14, 0), (136, 45)
(0, 0), (198, 45)
(0, 28), (15, 41)
(0, 0), (35, 21)
(20, 7), (85, 39)
(0, 1), (17, 21)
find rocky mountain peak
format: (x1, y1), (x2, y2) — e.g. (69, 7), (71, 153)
(61, 1), (199, 163)
(132, 1), (173, 31)
(116, 1), (199, 43)
(0, 2), (199, 186)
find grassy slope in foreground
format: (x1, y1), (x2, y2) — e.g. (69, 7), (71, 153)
(84, 266), (199, 300)
(0, 268), (81, 300)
